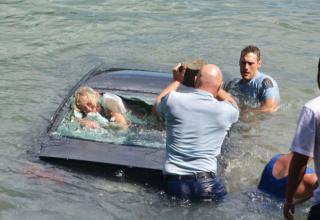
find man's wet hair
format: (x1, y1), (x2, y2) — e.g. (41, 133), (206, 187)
(241, 45), (261, 61)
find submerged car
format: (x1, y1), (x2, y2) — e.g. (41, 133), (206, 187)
(39, 65), (232, 184)
(39, 65), (181, 183)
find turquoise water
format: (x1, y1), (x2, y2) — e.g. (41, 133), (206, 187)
(1, 0), (319, 219)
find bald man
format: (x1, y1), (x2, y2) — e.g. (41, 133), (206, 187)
(155, 63), (239, 201)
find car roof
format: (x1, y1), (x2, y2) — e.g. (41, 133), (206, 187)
(40, 66), (172, 172)
(39, 65), (232, 173)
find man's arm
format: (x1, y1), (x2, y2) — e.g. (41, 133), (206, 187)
(259, 77), (280, 113)
(241, 77), (280, 113)
(155, 63), (185, 105)
(283, 152), (309, 220)
(259, 98), (279, 113)
(216, 88), (238, 108)
(240, 98), (278, 114)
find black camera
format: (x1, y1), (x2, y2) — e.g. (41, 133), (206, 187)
(181, 67), (198, 87)
(178, 59), (205, 87)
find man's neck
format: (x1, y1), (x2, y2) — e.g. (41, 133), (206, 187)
(241, 71), (259, 85)
(197, 87), (216, 97)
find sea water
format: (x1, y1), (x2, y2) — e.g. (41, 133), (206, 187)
(0, 0), (319, 219)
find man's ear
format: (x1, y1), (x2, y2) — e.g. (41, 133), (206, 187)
(194, 75), (199, 88)
(258, 59), (262, 69)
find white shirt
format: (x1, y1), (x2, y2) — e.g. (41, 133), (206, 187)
(290, 96), (320, 206)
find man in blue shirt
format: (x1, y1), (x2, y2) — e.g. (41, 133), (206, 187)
(226, 45), (280, 113)
(155, 63), (239, 201)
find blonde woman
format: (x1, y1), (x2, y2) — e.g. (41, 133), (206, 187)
(74, 86), (127, 129)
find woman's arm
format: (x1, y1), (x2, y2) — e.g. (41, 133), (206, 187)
(78, 118), (100, 129)
(110, 111), (128, 129)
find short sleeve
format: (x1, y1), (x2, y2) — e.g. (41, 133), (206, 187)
(156, 93), (170, 119)
(260, 78), (280, 102)
(290, 106), (316, 157)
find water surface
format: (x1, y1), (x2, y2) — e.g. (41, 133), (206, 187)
(1, 0), (320, 219)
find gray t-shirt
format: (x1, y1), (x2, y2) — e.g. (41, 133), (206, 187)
(290, 96), (320, 206)
(226, 71), (280, 107)
(157, 89), (239, 175)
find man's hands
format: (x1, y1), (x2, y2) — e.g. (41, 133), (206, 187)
(155, 63), (185, 106)
(172, 63), (186, 82)
(283, 201), (295, 220)
(283, 153), (310, 220)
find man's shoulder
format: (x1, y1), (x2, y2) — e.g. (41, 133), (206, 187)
(255, 71), (274, 82)
(219, 101), (239, 123)
(304, 96), (320, 114)
(166, 90), (188, 99)
(225, 78), (241, 90)
(255, 72), (278, 89)
(161, 90), (191, 104)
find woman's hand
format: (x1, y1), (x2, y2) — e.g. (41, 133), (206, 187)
(80, 119), (100, 129)
(110, 111), (128, 129)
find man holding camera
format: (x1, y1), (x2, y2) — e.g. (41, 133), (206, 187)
(155, 63), (239, 201)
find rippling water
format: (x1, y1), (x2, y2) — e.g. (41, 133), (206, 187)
(1, 0), (319, 219)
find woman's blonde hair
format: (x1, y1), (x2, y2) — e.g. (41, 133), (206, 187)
(74, 86), (101, 113)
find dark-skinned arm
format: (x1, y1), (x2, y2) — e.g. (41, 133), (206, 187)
(283, 152), (309, 220)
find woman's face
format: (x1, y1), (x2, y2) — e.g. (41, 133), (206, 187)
(77, 95), (98, 114)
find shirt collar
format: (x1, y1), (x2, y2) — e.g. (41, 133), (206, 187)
(194, 89), (214, 98)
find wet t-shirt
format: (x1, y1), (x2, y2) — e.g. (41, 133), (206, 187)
(226, 71), (280, 107)
(156, 89), (239, 175)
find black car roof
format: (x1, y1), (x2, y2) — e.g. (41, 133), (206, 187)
(39, 65), (232, 175)
(40, 66), (172, 172)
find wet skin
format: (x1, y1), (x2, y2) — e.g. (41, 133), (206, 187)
(239, 52), (261, 83)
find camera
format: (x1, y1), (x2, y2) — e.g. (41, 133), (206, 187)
(180, 66), (198, 87)
(178, 59), (205, 87)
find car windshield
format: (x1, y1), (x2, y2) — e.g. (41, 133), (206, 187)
(52, 92), (166, 149)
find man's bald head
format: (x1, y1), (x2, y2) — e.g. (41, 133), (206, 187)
(195, 64), (223, 96)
